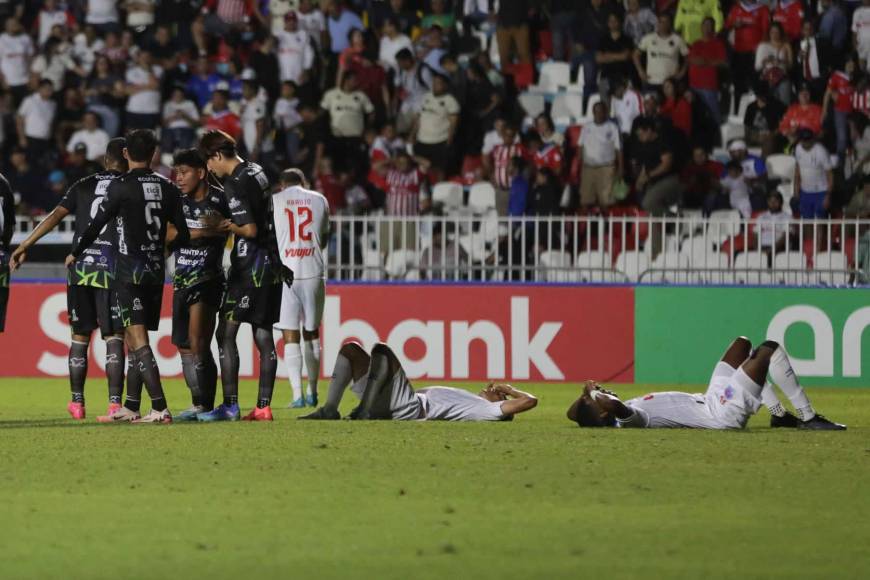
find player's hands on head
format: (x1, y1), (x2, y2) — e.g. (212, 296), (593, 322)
(64, 254), (75, 268)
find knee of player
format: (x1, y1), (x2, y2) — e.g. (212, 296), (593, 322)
(752, 340), (780, 360)
(339, 341), (366, 358)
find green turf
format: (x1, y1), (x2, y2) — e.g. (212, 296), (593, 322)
(0, 379), (867, 580)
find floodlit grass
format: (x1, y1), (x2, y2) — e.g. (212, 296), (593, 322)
(0, 378), (867, 580)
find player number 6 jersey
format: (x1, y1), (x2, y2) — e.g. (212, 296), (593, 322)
(272, 185), (329, 280)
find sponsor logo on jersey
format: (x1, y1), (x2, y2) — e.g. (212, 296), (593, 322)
(228, 198), (241, 209)
(133, 297), (143, 311)
(70, 309), (78, 322)
(284, 247), (315, 258)
(239, 296), (250, 309)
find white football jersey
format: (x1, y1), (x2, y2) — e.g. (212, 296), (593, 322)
(272, 185), (330, 280)
(416, 387), (506, 422)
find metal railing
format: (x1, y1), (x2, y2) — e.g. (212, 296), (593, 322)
(12, 212), (870, 286)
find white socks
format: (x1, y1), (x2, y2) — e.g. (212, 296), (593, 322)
(761, 382), (787, 417)
(303, 339), (321, 396)
(769, 346), (815, 421)
(284, 343), (303, 401)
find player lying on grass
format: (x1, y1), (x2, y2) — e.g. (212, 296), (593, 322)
(301, 342), (538, 421)
(567, 337), (846, 430)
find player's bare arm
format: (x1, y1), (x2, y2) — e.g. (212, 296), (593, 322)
(10, 205), (70, 270)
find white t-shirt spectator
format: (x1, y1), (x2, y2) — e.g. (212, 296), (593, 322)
(86, 0), (119, 25)
(241, 96), (267, 154)
(37, 8), (72, 46)
(637, 32), (688, 85)
(379, 34), (412, 72)
(31, 52), (76, 91)
(579, 120), (621, 166)
(276, 29), (314, 83)
(125, 65), (162, 114)
(126, 0), (156, 29)
(0, 32), (34, 87)
(320, 88), (374, 137)
(756, 210), (791, 247)
(274, 97), (302, 130)
(611, 89), (644, 134)
(72, 34), (105, 75)
(720, 174), (752, 218)
(270, 0), (297, 34)
(853, 7), (870, 61)
(298, 9), (326, 49)
(67, 128), (110, 161)
(795, 143), (833, 193)
(17, 93), (57, 139)
(162, 98), (199, 129)
(416, 92), (460, 145)
(395, 64), (428, 113)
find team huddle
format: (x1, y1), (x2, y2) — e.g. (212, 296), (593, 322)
(0, 128), (847, 430)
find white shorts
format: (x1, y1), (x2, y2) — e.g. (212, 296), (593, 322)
(703, 362), (764, 429)
(275, 277), (325, 332)
(386, 367), (424, 421)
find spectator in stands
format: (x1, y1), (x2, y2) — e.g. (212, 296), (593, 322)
(239, 80), (268, 162)
(624, 0), (657, 45)
(487, 122), (527, 215)
(412, 73), (460, 181)
(327, 1), (365, 58)
(632, 117), (681, 256)
(508, 157), (530, 217)
(596, 13), (635, 101)
(779, 84), (823, 146)
(531, 118), (564, 175)
(574, 0), (614, 103)
(16, 79), (56, 169)
(727, 139), (767, 206)
(550, 0), (577, 62)
(674, 0), (723, 45)
(660, 78), (692, 138)
(315, 156), (347, 213)
(31, 36), (84, 92)
(530, 167), (563, 216)
(744, 88), (786, 156)
(774, 0), (804, 43)
(297, 0), (327, 49)
(818, 0), (849, 71)
(64, 142), (100, 184)
(844, 174), (870, 217)
(8, 147), (46, 214)
(378, 16), (412, 74)
(579, 101), (622, 211)
(610, 76), (644, 137)
(797, 20), (824, 99)
(383, 149), (428, 250)
(393, 48), (427, 133)
(634, 14), (688, 91)
(420, 222), (467, 281)
(377, 0), (418, 35)
(461, 63), (500, 152)
(161, 86), (199, 153)
(854, 0), (870, 63)
(337, 28), (367, 86)
(268, 0), (295, 34)
(125, 49), (162, 130)
(823, 53), (858, 157)
(204, 0), (264, 40)
(535, 114), (564, 149)
(277, 11), (315, 86)
(0, 17), (34, 106)
(717, 160), (753, 218)
(274, 80), (302, 162)
(755, 191), (793, 252)
(295, 102), (328, 177)
(422, 0), (455, 31)
(681, 145), (723, 210)
(756, 22), (794, 106)
(687, 16), (726, 126)
(202, 88), (242, 139)
(320, 70), (374, 176)
(794, 129), (834, 218)
(66, 111), (109, 162)
(86, 0), (121, 34)
(848, 112), (870, 182)
(495, 0), (531, 72)
(724, 0), (770, 107)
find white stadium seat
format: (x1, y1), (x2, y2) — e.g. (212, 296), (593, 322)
(813, 252), (849, 285)
(708, 209), (743, 244)
(362, 248), (383, 281)
(518, 92), (546, 118)
(729, 93), (755, 124)
(575, 250), (612, 282)
(431, 182), (463, 211)
(539, 250), (575, 282)
(531, 61), (571, 94)
(468, 182), (497, 213)
(734, 252), (771, 284)
(385, 249), (419, 280)
(551, 93), (583, 121)
(647, 252), (690, 283)
(766, 154), (796, 183)
(615, 251), (649, 283)
(772, 251), (807, 285)
(721, 123), (745, 148)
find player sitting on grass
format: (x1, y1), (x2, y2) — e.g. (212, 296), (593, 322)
(167, 149), (230, 420)
(301, 342), (538, 421)
(567, 337), (846, 430)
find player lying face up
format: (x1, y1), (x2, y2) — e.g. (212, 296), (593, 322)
(567, 337), (846, 430)
(300, 342), (538, 421)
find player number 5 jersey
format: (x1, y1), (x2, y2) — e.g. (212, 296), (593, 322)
(272, 185), (329, 280)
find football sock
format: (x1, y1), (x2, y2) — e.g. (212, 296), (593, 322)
(202, 351), (218, 410)
(769, 346), (815, 421)
(218, 323), (240, 405)
(303, 339), (321, 396)
(105, 336), (125, 405)
(761, 382), (786, 417)
(68, 340), (89, 403)
(359, 349), (392, 415)
(132, 346), (167, 412)
(124, 349), (143, 412)
(284, 342), (303, 401)
(180, 353), (203, 407)
(254, 327), (277, 408)
(324, 352), (354, 412)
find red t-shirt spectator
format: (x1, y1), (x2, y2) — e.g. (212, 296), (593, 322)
(367, 141), (391, 191)
(491, 142), (528, 190)
(661, 97), (692, 137)
(385, 168), (425, 216)
(827, 71), (854, 113)
(533, 143), (563, 174)
(773, 0), (804, 42)
(316, 172), (347, 213)
(681, 158), (724, 201)
(725, 2), (770, 53)
(350, 59), (388, 108)
(203, 109), (241, 140)
(778, 103), (823, 135)
(688, 37), (727, 90)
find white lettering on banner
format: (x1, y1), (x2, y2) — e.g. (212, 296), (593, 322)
(842, 307), (870, 377)
(511, 297), (564, 380)
(322, 295), (564, 380)
(767, 306), (834, 376)
(450, 321), (506, 379)
(37, 292), (70, 375)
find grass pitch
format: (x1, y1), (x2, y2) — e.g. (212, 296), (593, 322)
(0, 378), (867, 580)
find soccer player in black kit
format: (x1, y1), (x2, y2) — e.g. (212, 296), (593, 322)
(167, 149), (230, 420)
(66, 129), (190, 424)
(11, 138), (129, 420)
(0, 172), (14, 334)
(197, 130), (289, 422)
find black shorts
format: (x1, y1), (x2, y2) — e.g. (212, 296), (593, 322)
(220, 278), (282, 327)
(0, 287), (8, 333)
(116, 283), (163, 331)
(414, 141), (449, 172)
(172, 279), (224, 348)
(67, 285), (123, 337)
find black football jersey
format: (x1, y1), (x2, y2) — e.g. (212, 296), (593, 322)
(0, 173), (14, 288)
(173, 185), (230, 289)
(223, 161), (277, 287)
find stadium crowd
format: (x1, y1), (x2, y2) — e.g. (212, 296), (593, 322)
(2, 0), (870, 232)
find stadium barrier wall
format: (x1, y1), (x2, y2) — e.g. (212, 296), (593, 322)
(1, 283), (866, 386)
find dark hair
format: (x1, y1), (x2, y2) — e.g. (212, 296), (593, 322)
(105, 137), (127, 168)
(38, 78), (54, 89)
(279, 168), (307, 187)
(395, 48), (414, 62)
(198, 129), (238, 159)
(124, 129), (158, 163)
(173, 147), (207, 170)
(726, 160), (742, 172)
(768, 191), (784, 204)
(572, 399), (611, 428)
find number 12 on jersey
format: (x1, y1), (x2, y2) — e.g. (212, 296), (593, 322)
(284, 206), (313, 242)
